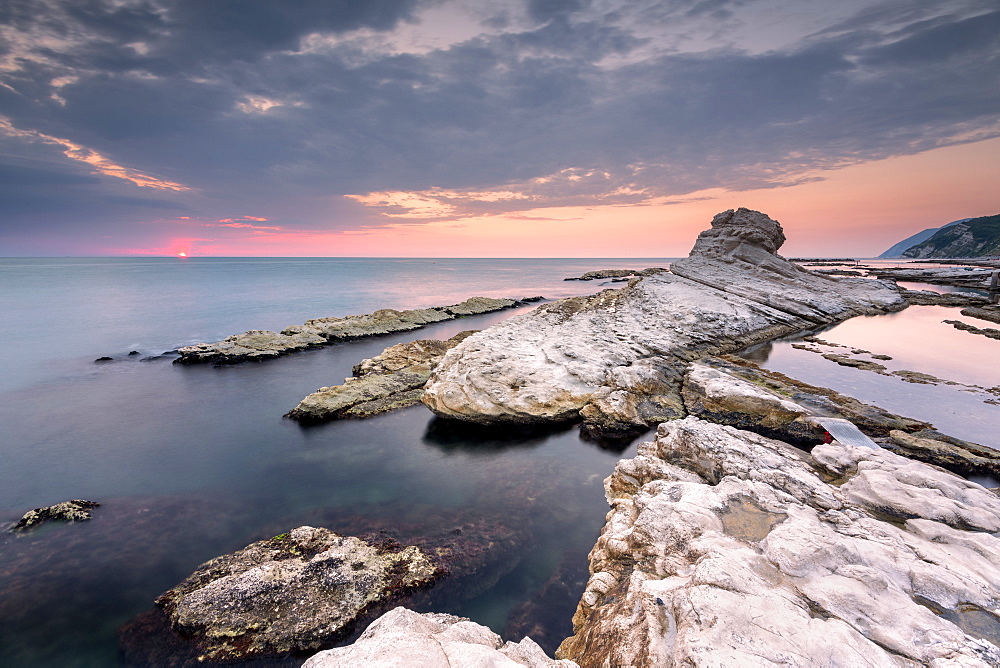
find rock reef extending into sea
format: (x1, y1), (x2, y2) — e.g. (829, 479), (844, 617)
(173, 296), (527, 365)
(555, 417), (1000, 666)
(422, 208), (905, 436)
(285, 331), (478, 423)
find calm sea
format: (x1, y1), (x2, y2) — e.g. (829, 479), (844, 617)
(0, 257), (996, 666)
(0, 257), (667, 667)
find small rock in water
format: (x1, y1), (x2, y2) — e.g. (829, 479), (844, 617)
(128, 350), (140, 356)
(11, 499), (101, 532)
(153, 526), (441, 661)
(95, 356), (113, 362)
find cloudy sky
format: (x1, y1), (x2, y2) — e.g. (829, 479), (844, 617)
(1, 0), (998, 256)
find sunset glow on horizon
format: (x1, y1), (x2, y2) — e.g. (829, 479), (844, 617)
(1, 1), (997, 258)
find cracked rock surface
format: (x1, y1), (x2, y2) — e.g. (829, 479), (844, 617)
(556, 417), (1000, 667)
(422, 209), (904, 434)
(303, 606), (577, 667)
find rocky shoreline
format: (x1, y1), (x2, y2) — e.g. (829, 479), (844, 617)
(556, 417), (1000, 666)
(96, 208), (1000, 665)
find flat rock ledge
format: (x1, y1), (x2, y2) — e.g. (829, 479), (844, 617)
(901, 289), (992, 307)
(422, 208), (905, 435)
(683, 355), (1000, 478)
(286, 331), (477, 423)
(877, 267), (997, 290)
(556, 417), (1000, 667)
(303, 606), (577, 667)
(9, 499), (100, 532)
(174, 296), (523, 365)
(154, 526), (441, 662)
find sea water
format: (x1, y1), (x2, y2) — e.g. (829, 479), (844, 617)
(0, 257), (664, 667)
(1, 258), (997, 666)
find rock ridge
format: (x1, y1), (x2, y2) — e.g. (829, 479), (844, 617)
(422, 209), (905, 435)
(174, 296), (526, 365)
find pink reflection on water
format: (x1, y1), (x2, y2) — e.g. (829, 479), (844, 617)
(813, 306), (998, 387)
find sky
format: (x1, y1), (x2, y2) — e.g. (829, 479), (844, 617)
(1, 0), (998, 257)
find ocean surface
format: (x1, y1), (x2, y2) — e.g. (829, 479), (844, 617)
(0, 257), (997, 667)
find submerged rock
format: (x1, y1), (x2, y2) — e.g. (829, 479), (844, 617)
(557, 417), (1000, 667)
(303, 607), (577, 667)
(285, 331), (477, 422)
(174, 297), (521, 365)
(423, 209), (904, 435)
(154, 526), (440, 661)
(10, 499), (100, 532)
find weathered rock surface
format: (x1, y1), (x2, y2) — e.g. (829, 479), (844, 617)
(945, 318), (1000, 340)
(174, 297), (521, 365)
(154, 526), (440, 661)
(901, 289), (991, 307)
(286, 331), (477, 422)
(303, 607), (577, 667)
(878, 267), (995, 289)
(557, 417), (1000, 667)
(423, 209), (905, 434)
(888, 430), (1000, 478)
(962, 305), (1000, 324)
(10, 499), (100, 532)
(683, 355), (1000, 476)
(564, 268), (665, 281)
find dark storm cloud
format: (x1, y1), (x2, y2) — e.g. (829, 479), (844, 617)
(1, 0), (998, 244)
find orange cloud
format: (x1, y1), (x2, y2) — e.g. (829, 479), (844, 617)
(0, 116), (191, 191)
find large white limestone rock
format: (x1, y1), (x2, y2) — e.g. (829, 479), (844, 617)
(422, 209), (904, 432)
(557, 417), (1000, 667)
(303, 606), (578, 668)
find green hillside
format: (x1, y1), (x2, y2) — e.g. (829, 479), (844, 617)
(901, 213), (1000, 258)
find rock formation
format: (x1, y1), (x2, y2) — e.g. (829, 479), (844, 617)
(556, 417), (1000, 667)
(303, 607), (577, 667)
(174, 296), (522, 365)
(422, 209), (905, 435)
(901, 290), (991, 307)
(286, 331), (477, 422)
(154, 526), (440, 661)
(962, 305), (1000, 325)
(10, 499), (100, 532)
(876, 267), (996, 290)
(564, 268), (665, 281)
(682, 355), (1000, 477)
